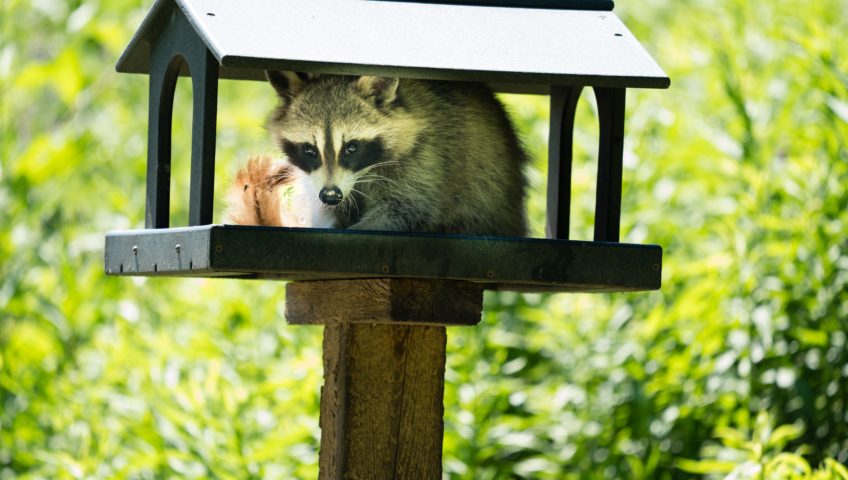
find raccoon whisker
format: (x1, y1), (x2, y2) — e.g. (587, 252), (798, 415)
(341, 196), (354, 217)
(355, 161), (402, 176)
(351, 195), (362, 216)
(354, 174), (399, 185)
(354, 177), (398, 186)
(355, 168), (398, 179)
(360, 159), (401, 169)
(356, 172), (397, 180)
(345, 190), (364, 218)
(349, 187), (374, 202)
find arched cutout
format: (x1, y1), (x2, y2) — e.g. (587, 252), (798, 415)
(546, 85), (582, 239)
(144, 6), (218, 229)
(171, 58), (195, 227)
(546, 86), (626, 242)
(146, 53), (187, 228)
(572, 87), (601, 240)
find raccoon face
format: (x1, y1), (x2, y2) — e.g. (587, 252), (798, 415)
(265, 72), (407, 207)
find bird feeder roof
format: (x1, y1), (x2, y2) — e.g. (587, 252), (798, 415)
(117, 0), (670, 92)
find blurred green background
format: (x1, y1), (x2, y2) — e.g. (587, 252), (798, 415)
(1, 0), (847, 478)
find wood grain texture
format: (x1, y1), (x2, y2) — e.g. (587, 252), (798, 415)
(289, 279), (483, 478)
(319, 323), (447, 479)
(285, 278), (483, 326)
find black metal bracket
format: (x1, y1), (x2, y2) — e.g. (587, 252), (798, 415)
(546, 86), (626, 242)
(146, 6), (218, 228)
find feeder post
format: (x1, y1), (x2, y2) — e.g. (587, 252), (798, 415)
(286, 278), (483, 479)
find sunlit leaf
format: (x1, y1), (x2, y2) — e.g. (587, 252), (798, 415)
(676, 458), (738, 474)
(767, 424), (805, 450)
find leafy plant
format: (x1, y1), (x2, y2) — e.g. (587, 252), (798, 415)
(1, 0), (846, 478)
(679, 412), (848, 480)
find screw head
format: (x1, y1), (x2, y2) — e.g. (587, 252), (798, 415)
(215, 244), (223, 253)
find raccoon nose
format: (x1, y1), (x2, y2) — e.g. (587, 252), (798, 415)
(319, 186), (343, 206)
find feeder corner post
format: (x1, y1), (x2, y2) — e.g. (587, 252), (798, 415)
(285, 278), (484, 479)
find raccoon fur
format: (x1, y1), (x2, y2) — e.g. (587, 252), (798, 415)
(230, 72), (529, 237)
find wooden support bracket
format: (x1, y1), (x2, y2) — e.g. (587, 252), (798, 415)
(285, 278), (484, 479)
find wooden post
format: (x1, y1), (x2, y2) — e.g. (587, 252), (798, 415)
(286, 278), (483, 479)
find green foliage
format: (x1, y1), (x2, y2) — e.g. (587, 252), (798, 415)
(678, 412), (848, 480)
(1, 0), (846, 478)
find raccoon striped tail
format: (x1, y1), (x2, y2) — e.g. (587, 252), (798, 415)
(225, 155), (294, 226)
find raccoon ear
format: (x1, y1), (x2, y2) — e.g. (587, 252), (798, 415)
(355, 76), (399, 107)
(265, 70), (310, 100)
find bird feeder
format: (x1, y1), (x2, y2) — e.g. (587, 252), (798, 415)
(105, 0), (668, 476)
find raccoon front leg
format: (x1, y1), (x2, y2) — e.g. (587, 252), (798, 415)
(347, 211), (406, 232)
(347, 202), (430, 232)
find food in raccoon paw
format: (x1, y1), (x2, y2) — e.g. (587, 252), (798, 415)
(225, 155), (290, 227)
(225, 155), (338, 228)
(263, 71), (529, 237)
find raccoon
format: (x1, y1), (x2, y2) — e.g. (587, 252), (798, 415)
(248, 71), (528, 236)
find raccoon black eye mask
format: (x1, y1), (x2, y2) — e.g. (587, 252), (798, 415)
(338, 139), (385, 172)
(280, 139), (386, 175)
(281, 141), (321, 173)
(227, 71), (529, 237)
